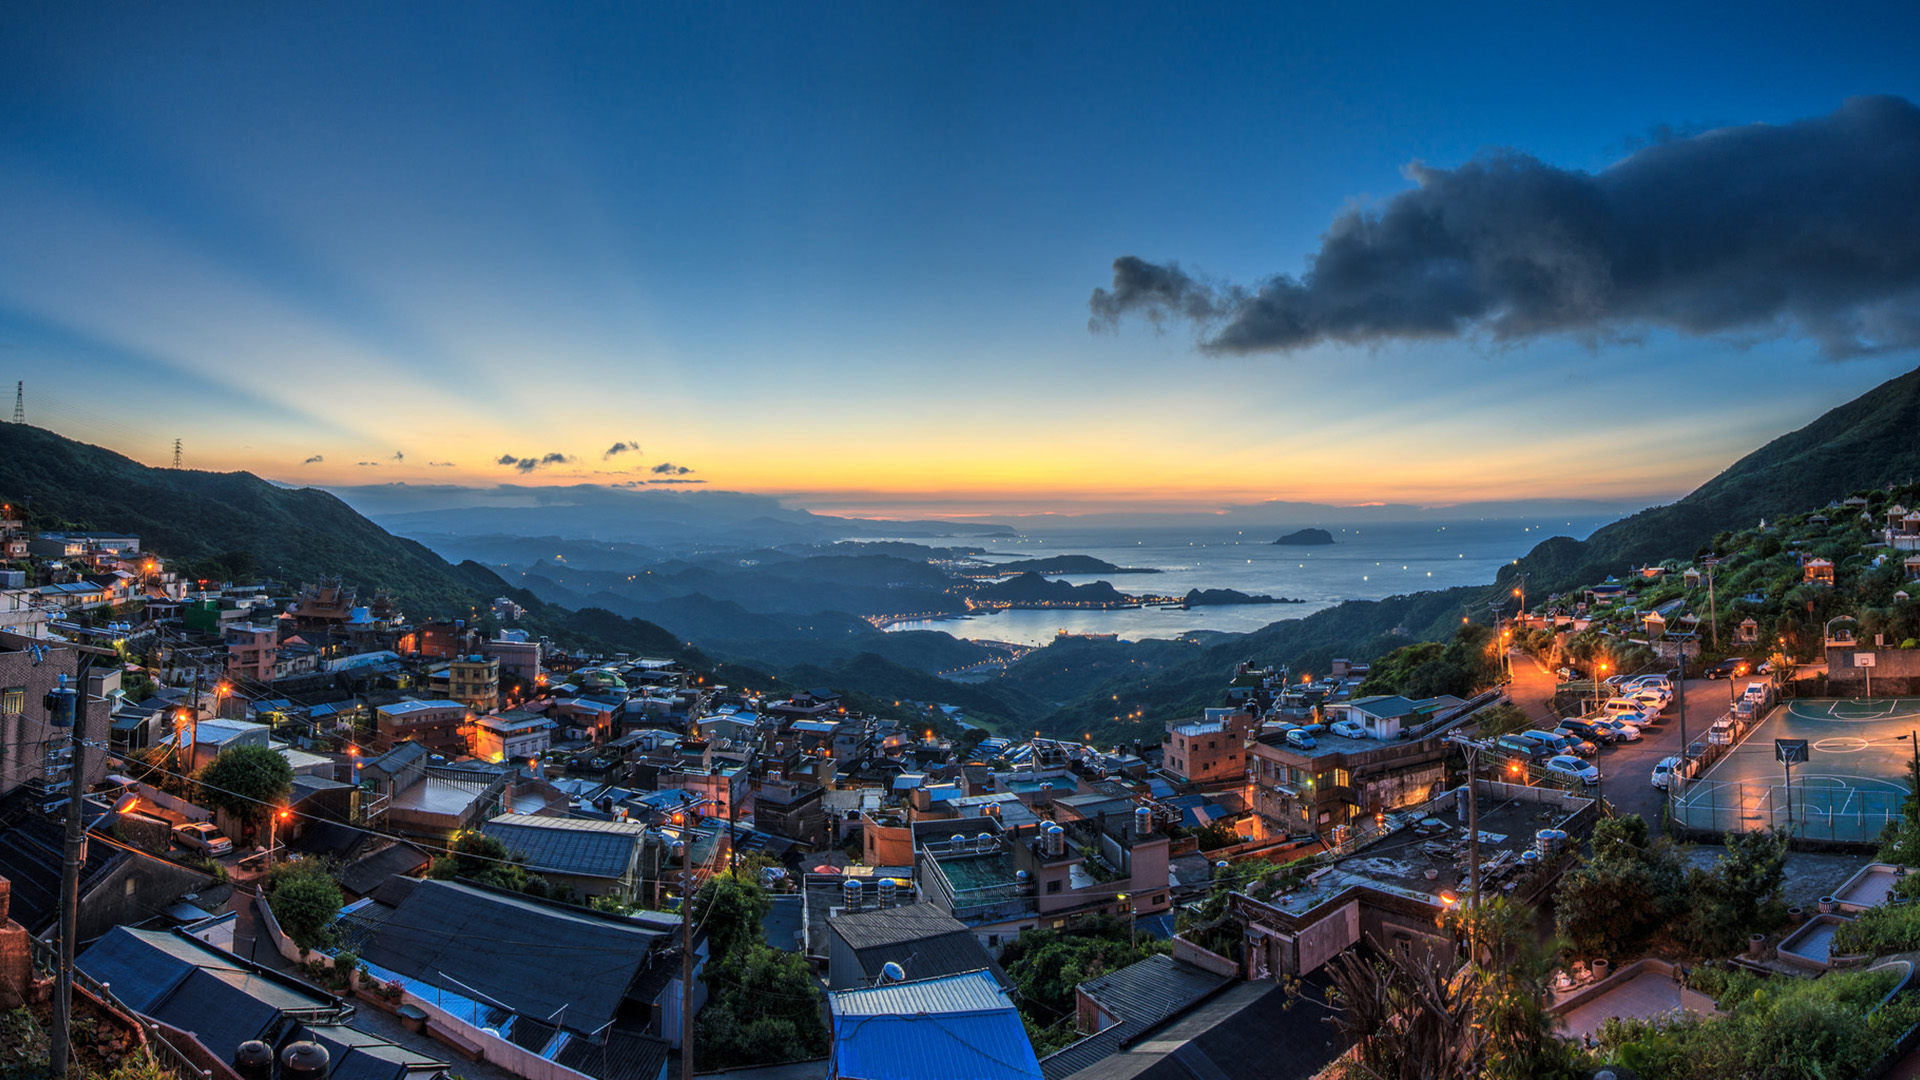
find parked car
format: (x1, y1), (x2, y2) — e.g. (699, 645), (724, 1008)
(1594, 717), (1643, 742)
(1555, 665), (1584, 681)
(1559, 718), (1617, 745)
(1495, 733), (1550, 759)
(1626, 690), (1669, 713)
(1328, 718), (1367, 739)
(1601, 699), (1654, 725)
(172, 822), (233, 856)
(1551, 728), (1601, 756)
(1650, 755), (1698, 790)
(1544, 755), (1601, 785)
(1705, 657), (1750, 680)
(1285, 728), (1316, 750)
(1624, 674), (1672, 692)
(1516, 730), (1577, 757)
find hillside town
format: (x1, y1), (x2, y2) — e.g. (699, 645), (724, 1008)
(9, 485), (1920, 1080)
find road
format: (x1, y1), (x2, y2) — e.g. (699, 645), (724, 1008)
(1504, 649), (1735, 835)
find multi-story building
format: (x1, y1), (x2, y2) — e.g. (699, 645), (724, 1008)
(472, 709), (556, 764)
(1249, 695), (1460, 838)
(444, 654), (500, 712)
(0, 633), (112, 797)
(223, 624), (278, 683)
(916, 808), (1171, 950)
(1162, 707), (1258, 785)
(374, 699), (470, 754)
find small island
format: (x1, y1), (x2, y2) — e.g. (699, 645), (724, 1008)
(1272, 528), (1335, 546)
(1180, 587), (1306, 607)
(990, 555), (1161, 575)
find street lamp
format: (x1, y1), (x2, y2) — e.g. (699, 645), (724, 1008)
(1117, 892), (1136, 949)
(269, 807), (290, 866)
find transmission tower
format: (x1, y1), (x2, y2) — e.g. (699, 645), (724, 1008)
(172, 439), (182, 469)
(11, 382), (21, 425)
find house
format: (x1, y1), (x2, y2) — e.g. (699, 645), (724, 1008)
(916, 811), (1171, 950)
(0, 790), (215, 944)
(76, 926), (451, 1080)
(471, 709), (556, 763)
(181, 717), (271, 773)
(1250, 699), (1461, 837)
(1162, 708), (1257, 786)
(1043, 977), (1343, 1080)
(479, 813), (652, 900)
(755, 779), (828, 848)
(1038, 953), (1234, 1080)
(373, 699), (470, 755)
(439, 654), (500, 713)
(0, 633), (113, 797)
(827, 899), (1010, 991)
(339, 877), (689, 1058)
(1805, 557), (1835, 586)
(223, 624), (278, 683)
(358, 743), (508, 841)
(828, 969), (1042, 1080)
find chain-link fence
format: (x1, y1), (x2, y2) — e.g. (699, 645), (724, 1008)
(1670, 779), (1904, 843)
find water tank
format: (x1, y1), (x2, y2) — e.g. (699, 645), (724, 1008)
(1045, 825), (1066, 858)
(233, 1041), (274, 1080)
(1455, 787), (1469, 821)
(877, 877), (897, 909)
(975, 831), (993, 854)
(1134, 806), (1153, 840)
(282, 1041), (330, 1080)
(843, 877), (863, 913)
(1534, 829), (1566, 857)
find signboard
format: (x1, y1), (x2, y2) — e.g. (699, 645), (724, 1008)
(1775, 739), (1808, 765)
(1857, 653), (1877, 668)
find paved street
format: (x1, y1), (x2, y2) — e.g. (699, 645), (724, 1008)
(1506, 649), (1735, 835)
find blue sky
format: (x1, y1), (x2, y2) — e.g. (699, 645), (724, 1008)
(4, 3), (1918, 516)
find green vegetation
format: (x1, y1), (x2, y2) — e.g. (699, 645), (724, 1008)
(691, 872), (827, 1070)
(265, 858), (344, 951)
(1474, 702), (1532, 739)
(194, 744), (293, 844)
(3, 1004), (189, 1080)
(999, 915), (1171, 1055)
(428, 830), (569, 900)
(1553, 816), (1788, 960)
(1596, 965), (1920, 1079)
(1359, 622), (1501, 699)
(1322, 899), (1582, 1080)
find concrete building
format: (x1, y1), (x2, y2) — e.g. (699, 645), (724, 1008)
(1163, 707), (1258, 786)
(0, 634), (113, 798)
(472, 709), (556, 764)
(443, 654), (500, 712)
(223, 623), (278, 682)
(374, 698), (470, 754)
(1250, 696), (1461, 838)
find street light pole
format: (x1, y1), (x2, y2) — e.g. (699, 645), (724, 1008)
(679, 823), (695, 1080)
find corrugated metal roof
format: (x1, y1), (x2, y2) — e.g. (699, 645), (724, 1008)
(481, 814), (645, 879)
(832, 972), (1040, 1080)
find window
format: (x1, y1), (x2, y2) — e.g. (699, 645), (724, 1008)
(1046, 879), (1062, 894)
(1153, 893), (1166, 905)
(987, 934), (1000, 947)
(1, 687), (21, 715)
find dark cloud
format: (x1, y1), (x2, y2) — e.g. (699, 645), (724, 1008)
(497, 452), (573, 474)
(1091, 96), (1920, 360)
(651, 462), (694, 476)
(391, 451), (405, 462)
(647, 478), (707, 485)
(356, 461), (379, 467)
(427, 461), (455, 467)
(602, 440), (641, 460)
(302, 454), (323, 465)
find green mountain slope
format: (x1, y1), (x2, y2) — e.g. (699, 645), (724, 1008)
(0, 424), (701, 664)
(1497, 364), (1920, 597)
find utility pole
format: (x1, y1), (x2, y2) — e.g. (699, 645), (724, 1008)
(172, 439), (182, 469)
(1704, 558), (1719, 650)
(12, 381), (22, 425)
(679, 825), (696, 1080)
(52, 647), (103, 1078)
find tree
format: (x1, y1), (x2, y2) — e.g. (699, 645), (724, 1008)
(1553, 815), (1684, 958)
(1473, 703), (1531, 740)
(695, 944), (827, 1069)
(429, 830), (534, 892)
(195, 744), (293, 843)
(268, 863), (343, 950)
(692, 872), (773, 961)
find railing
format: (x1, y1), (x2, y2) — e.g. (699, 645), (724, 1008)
(29, 933), (212, 1080)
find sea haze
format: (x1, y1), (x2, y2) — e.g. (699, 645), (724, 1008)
(877, 514), (1618, 646)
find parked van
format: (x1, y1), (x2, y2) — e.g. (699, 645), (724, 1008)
(1495, 734), (1550, 759)
(1517, 730), (1575, 756)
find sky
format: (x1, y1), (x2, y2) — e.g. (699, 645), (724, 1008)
(4, 3), (1919, 519)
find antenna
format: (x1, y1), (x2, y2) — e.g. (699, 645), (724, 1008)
(11, 382), (21, 425)
(172, 439), (182, 469)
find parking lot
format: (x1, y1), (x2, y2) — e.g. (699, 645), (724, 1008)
(1504, 650), (1734, 834)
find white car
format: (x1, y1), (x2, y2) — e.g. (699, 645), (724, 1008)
(1602, 700), (1654, 724)
(1650, 756), (1693, 790)
(1544, 755), (1601, 785)
(1329, 719), (1367, 739)
(1594, 717), (1642, 742)
(172, 822), (233, 856)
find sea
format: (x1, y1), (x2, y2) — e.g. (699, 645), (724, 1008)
(877, 514), (1619, 647)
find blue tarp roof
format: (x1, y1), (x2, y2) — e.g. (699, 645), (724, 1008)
(831, 971), (1041, 1080)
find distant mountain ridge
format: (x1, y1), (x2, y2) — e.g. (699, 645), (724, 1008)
(1497, 364), (1920, 597)
(0, 424), (694, 661)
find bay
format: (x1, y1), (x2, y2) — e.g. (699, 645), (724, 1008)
(879, 514), (1616, 647)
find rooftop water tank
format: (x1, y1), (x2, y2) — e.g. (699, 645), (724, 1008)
(877, 877), (897, 909)
(843, 877), (863, 912)
(282, 1042), (330, 1080)
(975, 831), (994, 854)
(233, 1041), (274, 1080)
(1045, 825), (1066, 858)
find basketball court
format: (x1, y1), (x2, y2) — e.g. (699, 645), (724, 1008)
(1670, 698), (1920, 844)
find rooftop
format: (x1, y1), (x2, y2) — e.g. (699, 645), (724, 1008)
(830, 971), (1041, 1080)
(480, 813), (645, 879)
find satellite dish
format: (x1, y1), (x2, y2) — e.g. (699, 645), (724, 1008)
(880, 962), (907, 983)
